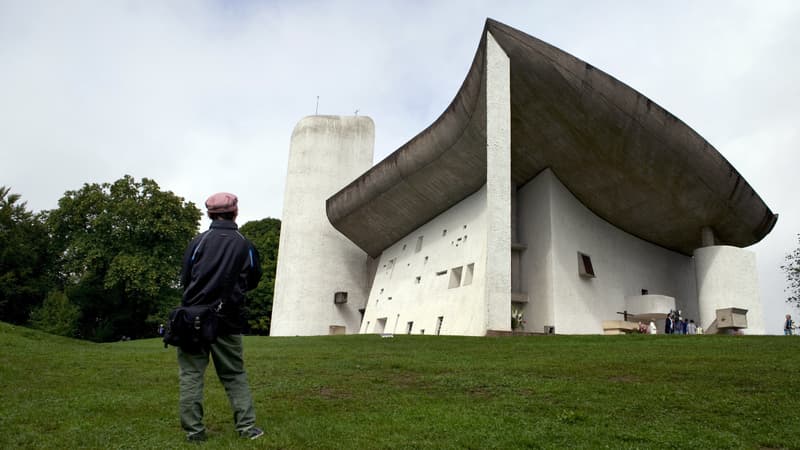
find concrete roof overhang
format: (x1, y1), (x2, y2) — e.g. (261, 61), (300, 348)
(326, 19), (777, 258)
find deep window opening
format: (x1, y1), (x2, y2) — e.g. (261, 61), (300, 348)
(463, 263), (474, 286)
(449, 266), (463, 288)
(578, 252), (596, 278)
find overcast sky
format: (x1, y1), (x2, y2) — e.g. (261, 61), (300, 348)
(1, 0), (798, 333)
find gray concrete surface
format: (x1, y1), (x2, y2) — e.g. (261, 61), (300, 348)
(325, 19), (777, 258)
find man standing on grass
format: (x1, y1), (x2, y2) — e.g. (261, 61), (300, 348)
(177, 192), (264, 442)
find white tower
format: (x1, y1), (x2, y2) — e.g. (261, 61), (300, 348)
(271, 116), (374, 336)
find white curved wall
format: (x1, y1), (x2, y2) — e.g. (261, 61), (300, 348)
(271, 116), (374, 336)
(694, 245), (764, 334)
(625, 295), (676, 317)
(518, 169), (698, 334)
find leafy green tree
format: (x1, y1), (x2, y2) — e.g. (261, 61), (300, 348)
(782, 233), (800, 307)
(0, 187), (54, 324)
(29, 290), (81, 337)
(47, 176), (200, 341)
(239, 218), (280, 335)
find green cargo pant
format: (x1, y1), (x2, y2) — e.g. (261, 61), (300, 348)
(177, 334), (256, 436)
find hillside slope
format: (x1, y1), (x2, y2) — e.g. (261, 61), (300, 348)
(1, 322), (798, 449)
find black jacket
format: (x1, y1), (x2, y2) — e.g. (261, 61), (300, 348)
(180, 220), (262, 334)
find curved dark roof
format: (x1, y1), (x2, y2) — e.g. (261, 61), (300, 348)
(326, 19), (777, 258)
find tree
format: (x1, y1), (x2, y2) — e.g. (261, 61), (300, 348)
(29, 290), (81, 337)
(239, 218), (280, 335)
(0, 187), (54, 324)
(783, 233), (800, 307)
(47, 176), (200, 341)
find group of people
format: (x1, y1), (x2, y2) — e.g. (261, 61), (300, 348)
(663, 310), (698, 335)
(636, 309), (699, 335)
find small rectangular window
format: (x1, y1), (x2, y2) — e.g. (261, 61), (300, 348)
(578, 252), (596, 278)
(333, 291), (348, 304)
(463, 263), (474, 286)
(449, 266), (463, 288)
(436, 270), (447, 276)
(415, 236), (424, 253)
(641, 289), (648, 295)
(442, 229), (447, 237)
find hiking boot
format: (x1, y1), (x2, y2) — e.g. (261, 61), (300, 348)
(187, 430), (207, 442)
(239, 426), (264, 440)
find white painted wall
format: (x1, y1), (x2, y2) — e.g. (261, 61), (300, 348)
(517, 171), (555, 334)
(625, 295), (676, 317)
(271, 116), (374, 336)
(359, 187), (489, 336)
(694, 246), (765, 334)
(518, 169), (698, 334)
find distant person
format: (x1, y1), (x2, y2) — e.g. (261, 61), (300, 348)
(176, 192), (264, 442)
(158, 323), (165, 336)
(664, 315), (673, 334)
(680, 318), (689, 335)
(687, 320), (697, 335)
(648, 320), (657, 335)
(785, 314), (795, 336)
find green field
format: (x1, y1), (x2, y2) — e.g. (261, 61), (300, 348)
(1, 322), (798, 449)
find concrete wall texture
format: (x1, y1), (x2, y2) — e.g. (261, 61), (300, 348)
(270, 116), (374, 336)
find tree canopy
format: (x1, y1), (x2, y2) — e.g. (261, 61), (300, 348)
(47, 175), (200, 341)
(782, 233), (800, 308)
(239, 217), (281, 335)
(0, 186), (53, 324)
(1, 177), (282, 341)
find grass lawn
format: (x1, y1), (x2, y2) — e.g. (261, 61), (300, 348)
(1, 321), (798, 449)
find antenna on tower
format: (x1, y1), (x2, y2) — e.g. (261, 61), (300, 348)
(315, 96), (319, 115)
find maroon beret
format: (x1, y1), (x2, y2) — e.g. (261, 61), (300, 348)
(205, 192), (238, 214)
